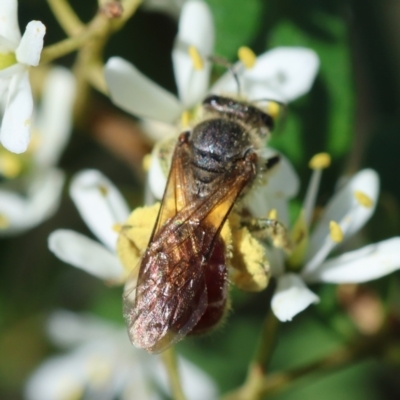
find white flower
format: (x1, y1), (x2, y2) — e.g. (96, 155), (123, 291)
(48, 169), (130, 282)
(25, 310), (218, 400)
(0, 0), (46, 153)
(268, 164), (400, 322)
(0, 67), (75, 236)
(104, 0), (319, 141)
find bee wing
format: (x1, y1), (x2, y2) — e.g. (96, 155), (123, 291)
(125, 139), (257, 353)
(150, 135), (192, 240)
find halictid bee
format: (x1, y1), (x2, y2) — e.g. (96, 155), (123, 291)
(121, 94), (291, 354)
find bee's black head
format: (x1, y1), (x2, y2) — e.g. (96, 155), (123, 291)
(202, 95), (274, 132)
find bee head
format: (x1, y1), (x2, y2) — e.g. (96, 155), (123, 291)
(202, 95), (275, 134)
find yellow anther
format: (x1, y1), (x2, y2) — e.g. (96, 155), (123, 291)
(309, 153), (331, 170)
(266, 102), (281, 119)
(0, 52), (17, 70)
(181, 110), (191, 128)
(142, 153), (151, 172)
(329, 220), (343, 243)
(98, 184), (108, 197)
(267, 208), (278, 220)
(354, 190), (373, 208)
(112, 223), (122, 233)
(0, 214), (10, 229)
(0, 153), (22, 178)
(188, 45), (204, 70)
(238, 46), (256, 69)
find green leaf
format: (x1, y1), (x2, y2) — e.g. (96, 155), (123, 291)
(269, 15), (354, 159)
(205, 0), (264, 59)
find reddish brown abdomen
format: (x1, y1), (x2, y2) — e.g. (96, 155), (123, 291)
(189, 236), (228, 334)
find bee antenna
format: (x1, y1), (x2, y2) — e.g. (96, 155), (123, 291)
(208, 55), (241, 97)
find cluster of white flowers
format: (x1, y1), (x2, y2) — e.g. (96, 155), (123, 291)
(48, 0), (400, 325)
(25, 310), (218, 400)
(0, 0), (75, 235)
(4, 0), (397, 398)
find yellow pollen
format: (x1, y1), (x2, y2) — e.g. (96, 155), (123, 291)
(267, 208), (278, 220)
(112, 223), (122, 233)
(266, 102), (281, 119)
(98, 184), (108, 197)
(0, 52), (17, 70)
(309, 153), (331, 170)
(142, 154), (151, 172)
(188, 46), (204, 70)
(181, 110), (191, 128)
(238, 46), (256, 69)
(354, 190), (373, 208)
(0, 214), (10, 229)
(329, 220), (343, 243)
(0, 153), (22, 178)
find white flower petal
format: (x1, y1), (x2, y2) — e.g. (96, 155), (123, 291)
(47, 310), (119, 348)
(271, 273), (319, 322)
(148, 147), (168, 200)
(245, 149), (299, 223)
(105, 57), (182, 123)
(155, 356), (218, 400)
(172, 0), (214, 107)
(70, 170), (130, 251)
(0, 69), (33, 153)
(34, 67), (75, 167)
(0, 62), (23, 79)
(0, 168), (64, 235)
(0, 0), (21, 50)
(25, 352), (88, 400)
(306, 169), (379, 262)
(48, 229), (124, 280)
(140, 118), (178, 142)
(303, 237), (400, 284)
(212, 47), (319, 102)
(15, 21), (45, 66)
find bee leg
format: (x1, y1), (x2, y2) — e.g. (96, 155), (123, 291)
(241, 217), (293, 253)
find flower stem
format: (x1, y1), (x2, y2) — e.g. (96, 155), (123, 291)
(40, 30), (93, 65)
(46, 0), (85, 36)
(221, 309), (280, 400)
(221, 335), (386, 400)
(260, 337), (382, 395)
(161, 347), (187, 400)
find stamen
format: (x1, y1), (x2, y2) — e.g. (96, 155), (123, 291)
(267, 208), (278, 220)
(0, 214), (10, 229)
(142, 154), (151, 172)
(188, 46), (204, 70)
(98, 184), (108, 197)
(303, 153), (331, 227)
(112, 223), (122, 233)
(0, 52), (17, 70)
(0, 153), (22, 178)
(287, 210), (309, 269)
(329, 220), (343, 243)
(309, 153), (331, 170)
(354, 190), (373, 208)
(238, 46), (256, 69)
(266, 102), (280, 119)
(181, 110), (190, 128)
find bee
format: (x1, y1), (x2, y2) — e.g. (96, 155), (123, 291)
(121, 94), (289, 354)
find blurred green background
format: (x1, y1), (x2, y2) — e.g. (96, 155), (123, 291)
(1, 0), (400, 399)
